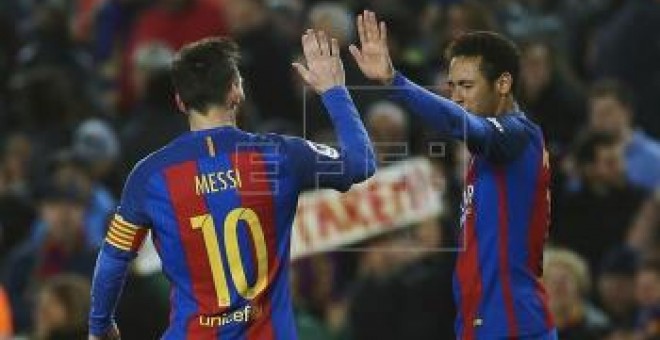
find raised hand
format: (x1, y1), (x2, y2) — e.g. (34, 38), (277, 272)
(292, 29), (345, 94)
(349, 10), (395, 84)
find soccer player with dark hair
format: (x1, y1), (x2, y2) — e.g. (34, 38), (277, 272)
(88, 32), (376, 339)
(349, 10), (556, 339)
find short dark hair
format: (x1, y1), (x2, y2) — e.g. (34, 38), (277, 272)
(573, 131), (621, 167)
(446, 31), (521, 93)
(171, 37), (240, 113)
(589, 79), (635, 110)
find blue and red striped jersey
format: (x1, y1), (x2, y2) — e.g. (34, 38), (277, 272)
(391, 73), (555, 339)
(89, 87), (376, 339)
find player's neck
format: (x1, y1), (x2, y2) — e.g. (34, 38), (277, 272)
(188, 108), (237, 131)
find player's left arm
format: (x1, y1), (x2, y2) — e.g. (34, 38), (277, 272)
(290, 29), (377, 191)
(389, 73), (530, 162)
(88, 163), (151, 339)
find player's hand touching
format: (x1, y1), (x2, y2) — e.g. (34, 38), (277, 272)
(349, 10), (395, 85)
(293, 29), (345, 94)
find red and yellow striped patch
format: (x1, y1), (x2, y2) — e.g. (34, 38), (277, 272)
(105, 214), (148, 252)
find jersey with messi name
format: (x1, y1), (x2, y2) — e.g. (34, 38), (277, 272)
(89, 87), (376, 340)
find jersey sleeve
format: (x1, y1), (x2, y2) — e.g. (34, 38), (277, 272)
(279, 86), (376, 192)
(89, 162), (151, 336)
(279, 136), (352, 192)
(390, 72), (530, 163)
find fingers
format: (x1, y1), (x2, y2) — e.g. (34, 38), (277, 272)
(368, 10), (379, 43)
(357, 14), (366, 45)
(379, 21), (387, 43)
(349, 44), (363, 63)
(330, 38), (340, 57)
(302, 29), (320, 59)
(292, 62), (312, 84)
(301, 32), (313, 62)
(318, 31), (330, 56)
(363, 10), (374, 42)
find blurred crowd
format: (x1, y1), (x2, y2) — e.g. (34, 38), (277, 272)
(0, 0), (659, 339)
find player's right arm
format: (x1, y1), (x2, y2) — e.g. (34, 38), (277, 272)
(88, 162), (150, 340)
(291, 29), (376, 191)
(349, 10), (530, 163)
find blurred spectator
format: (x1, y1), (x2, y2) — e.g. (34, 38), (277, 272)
(519, 40), (585, 154)
(29, 149), (115, 249)
(15, 2), (100, 115)
(587, 80), (660, 190)
(123, 0), (228, 109)
(365, 101), (410, 166)
(1, 180), (97, 332)
(0, 133), (33, 198)
(494, 0), (567, 47)
(627, 190), (660, 254)
(73, 118), (122, 190)
(543, 247), (610, 339)
(10, 66), (89, 158)
(433, 0), (497, 71)
(348, 222), (455, 339)
(121, 42), (187, 173)
(553, 132), (647, 272)
(225, 0), (299, 126)
(0, 285), (11, 339)
(93, 0), (153, 64)
(593, 0), (660, 138)
(0, 194), (35, 269)
(597, 247), (639, 329)
(93, 0), (153, 112)
(33, 274), (90, 340)
(308, 2), (353, 47)
(635, 257), (660, 339)
(129, 0), (227, 56)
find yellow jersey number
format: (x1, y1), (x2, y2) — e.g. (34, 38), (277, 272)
(190, 208), (268, 307)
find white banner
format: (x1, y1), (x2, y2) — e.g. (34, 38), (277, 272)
(291, 157), (443, 260)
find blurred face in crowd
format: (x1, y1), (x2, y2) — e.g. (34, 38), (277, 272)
(589, 95), (632, 138)
(598, 274), (637, 317)
(521, 43), (552, 99)
(0, 133), (32, 186)
(367, 104), (409, 164)
(543, 260), (582, 309)
(224, 0), (266, 33)
(41, 200), (85, 243)
(448, 56), (502, 116)
(592, 144), (625, 184)
(584, 142), (625, 186)
(34, 289), (67, 339)
(636, 269), (660, 308)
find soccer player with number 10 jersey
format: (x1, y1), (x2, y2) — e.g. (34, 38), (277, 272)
(88, 30), (376, 339)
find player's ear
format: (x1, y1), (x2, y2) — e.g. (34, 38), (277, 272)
(226, 76), (245, 110)
(175, 93), (187, 114)
(496, 72), (513, 96)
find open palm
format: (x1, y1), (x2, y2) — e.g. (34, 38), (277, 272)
(349, 10), (395, 84)
(293, 29), (345, 94)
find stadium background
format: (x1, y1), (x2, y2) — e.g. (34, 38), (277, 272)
(0, 0), (659, 339)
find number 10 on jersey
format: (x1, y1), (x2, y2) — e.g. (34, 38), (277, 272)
(190, 208), (269, 307)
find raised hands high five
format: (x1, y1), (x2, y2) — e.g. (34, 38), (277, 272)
(349, 10), (395, 85)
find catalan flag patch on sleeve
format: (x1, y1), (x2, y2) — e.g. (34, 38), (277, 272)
(105, 214), (149, 252)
